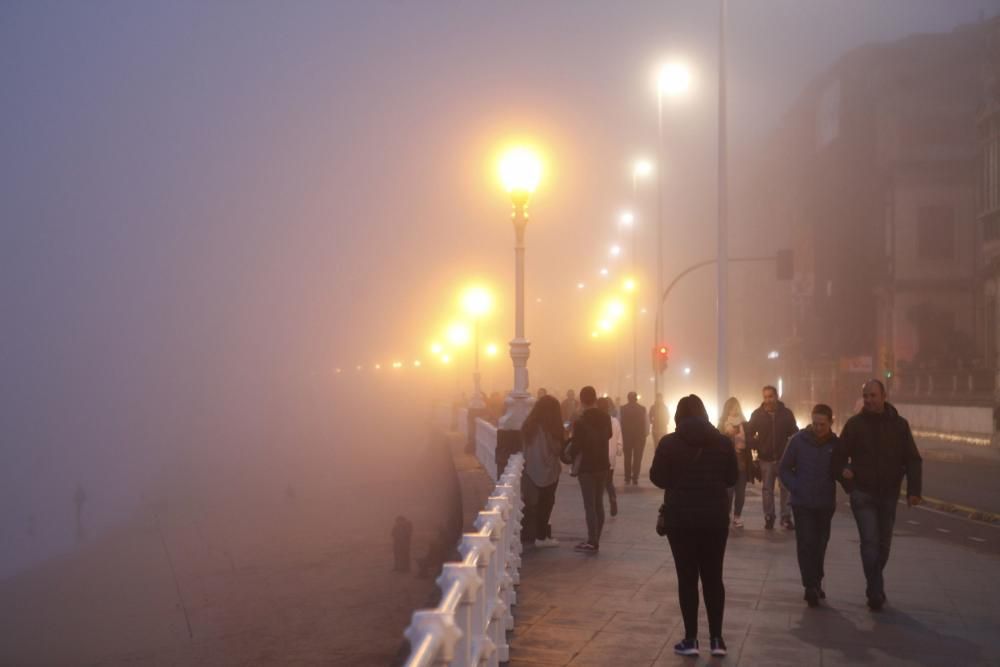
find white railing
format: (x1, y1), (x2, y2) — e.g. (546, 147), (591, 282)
(474, 418), (498, 480)
(403, 453), (524, 667)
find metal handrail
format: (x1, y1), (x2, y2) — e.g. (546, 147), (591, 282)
(403, 452), (524, 667)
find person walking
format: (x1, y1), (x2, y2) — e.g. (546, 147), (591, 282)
(833, 379), (922, 611)
(746, 385), (799, 530)
(779, 404), (838, 607)
(561, 389), (579, 424)
(717, 397), (752, 529)
(650, 395), (737, 658)
(563, 386), (612, 554)
(620, 392), (649, 486)
(598, 397), (623, 517)
(649, 393), (670, 482)
(519, 395), (564, 548)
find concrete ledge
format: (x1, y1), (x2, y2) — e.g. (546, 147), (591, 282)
(896, 403), (992, 438)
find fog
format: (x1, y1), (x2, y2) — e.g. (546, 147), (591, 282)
(0, 0), (995, 660)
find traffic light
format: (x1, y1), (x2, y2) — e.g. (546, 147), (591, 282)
(653, 344), (670, 374)
(776, 249), (794, 281)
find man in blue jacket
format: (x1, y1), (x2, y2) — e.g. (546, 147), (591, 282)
(779, 404), (838, 607)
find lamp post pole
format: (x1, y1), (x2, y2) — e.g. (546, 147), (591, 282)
(470, 317), (485, 409)
(654, 91), (664, 401)
(716, 0), (730, 412)
(498, 192), (534, 431)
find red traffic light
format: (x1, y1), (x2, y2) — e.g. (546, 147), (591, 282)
(653, 344), (670, 373)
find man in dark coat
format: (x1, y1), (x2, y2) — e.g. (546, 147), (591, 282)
(746, 385), (799, 530)
(832, 379), (922, 611)
(619, 391), (649, 486)
(565, 386), (612, 553)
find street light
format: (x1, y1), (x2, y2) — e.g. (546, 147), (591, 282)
(497, 145), (542, 432)
(461, 286), (493, 409)
(653, 60), (694, 400)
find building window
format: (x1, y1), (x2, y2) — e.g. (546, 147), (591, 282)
(917, 205), (955, 260)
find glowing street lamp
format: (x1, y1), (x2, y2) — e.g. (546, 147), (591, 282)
(497, 145), (543, 431)
(446, 322), (471, 347)
(658, 62), (693, 99)
(610, 244), (622, 258)
(619, 210), (635, 228)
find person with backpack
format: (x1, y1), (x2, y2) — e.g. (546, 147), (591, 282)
(563, 386), (612, 554)
(519, 395), (566, 548)
(650, 395), (737, 657)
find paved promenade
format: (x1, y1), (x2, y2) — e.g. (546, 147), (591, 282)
(509, 466), (1000, 667)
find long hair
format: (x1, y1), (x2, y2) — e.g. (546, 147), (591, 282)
(522, 394), (564, 442)
(717, 396), (746, 430)
(675, 394), (709, 424)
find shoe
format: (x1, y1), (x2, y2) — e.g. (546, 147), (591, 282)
(732, 516), (744, 528)
(781, 517), (795, 530)
(867, 593), (886, 611)
(574, 542), (598, 553)
(536, 537), (559, 548)
(765, 517), (775, 530)
(674, 638), (699, 656)
(710, 637), (727, 656)
(804, 587), (820, 607)
(610, 498), (618, 517)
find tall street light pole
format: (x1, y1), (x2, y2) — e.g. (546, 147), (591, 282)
(653, 61), (693, 400)
(716, 0), (730, 414)
(497, 147), (542, 434)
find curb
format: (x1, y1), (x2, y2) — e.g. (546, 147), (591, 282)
(911, 493), (1000, 525)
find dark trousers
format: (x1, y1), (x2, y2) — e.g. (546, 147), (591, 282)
(605, 470), (617, 504)
(622, 437), (647, 482)
(849, 489), (898, 598)
(791, 505), (834, 589)
(665, 516), (729, 639)
(727, 466), (748, 517)
(521, 475), (558, 543)
(577, 470), (607, 547)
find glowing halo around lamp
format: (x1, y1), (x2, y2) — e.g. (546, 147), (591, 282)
(498, 146), (542, 197)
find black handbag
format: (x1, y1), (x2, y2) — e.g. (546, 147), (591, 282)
(655, 500), (669, 536)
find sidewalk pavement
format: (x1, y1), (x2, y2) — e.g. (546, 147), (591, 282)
(509, 466), (1000, 667)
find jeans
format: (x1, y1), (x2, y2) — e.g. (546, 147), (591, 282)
(759, 460), (790, 520)
(727, 465), (748, 517)
(577, 470), (607, 547)
(665, 515), (729, 639)
(791, 506), (834, 589)
(521, 475), (559, 543)
(849, 489), (898, 599)
(623, 436), (647, 483)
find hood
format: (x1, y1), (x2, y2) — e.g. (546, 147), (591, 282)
(675, 416), (720, 447)
(798, 425), (838, 446)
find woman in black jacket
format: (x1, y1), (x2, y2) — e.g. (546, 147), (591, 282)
(650, 394), (738, 658)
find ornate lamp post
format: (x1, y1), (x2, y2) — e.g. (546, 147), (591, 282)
(497, 147), (542, 436)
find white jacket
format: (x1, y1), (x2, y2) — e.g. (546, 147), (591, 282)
(608, 416), (623, 469)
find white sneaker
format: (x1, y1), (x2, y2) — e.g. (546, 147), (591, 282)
(732, 516), (744, 528)
(535, 537), (560, 548)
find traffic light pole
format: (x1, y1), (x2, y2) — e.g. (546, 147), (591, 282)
(652, 253), (787, 404)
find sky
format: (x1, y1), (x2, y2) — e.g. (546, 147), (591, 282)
(1, 0), (998, 575)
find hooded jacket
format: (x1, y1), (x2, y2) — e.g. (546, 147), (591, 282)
(779, 426), (838, 509)
(832, 402), (922, 499)
(649, 416), (737, 521)
(567, 407), (613, 474)
(746, 401), (799, 462)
